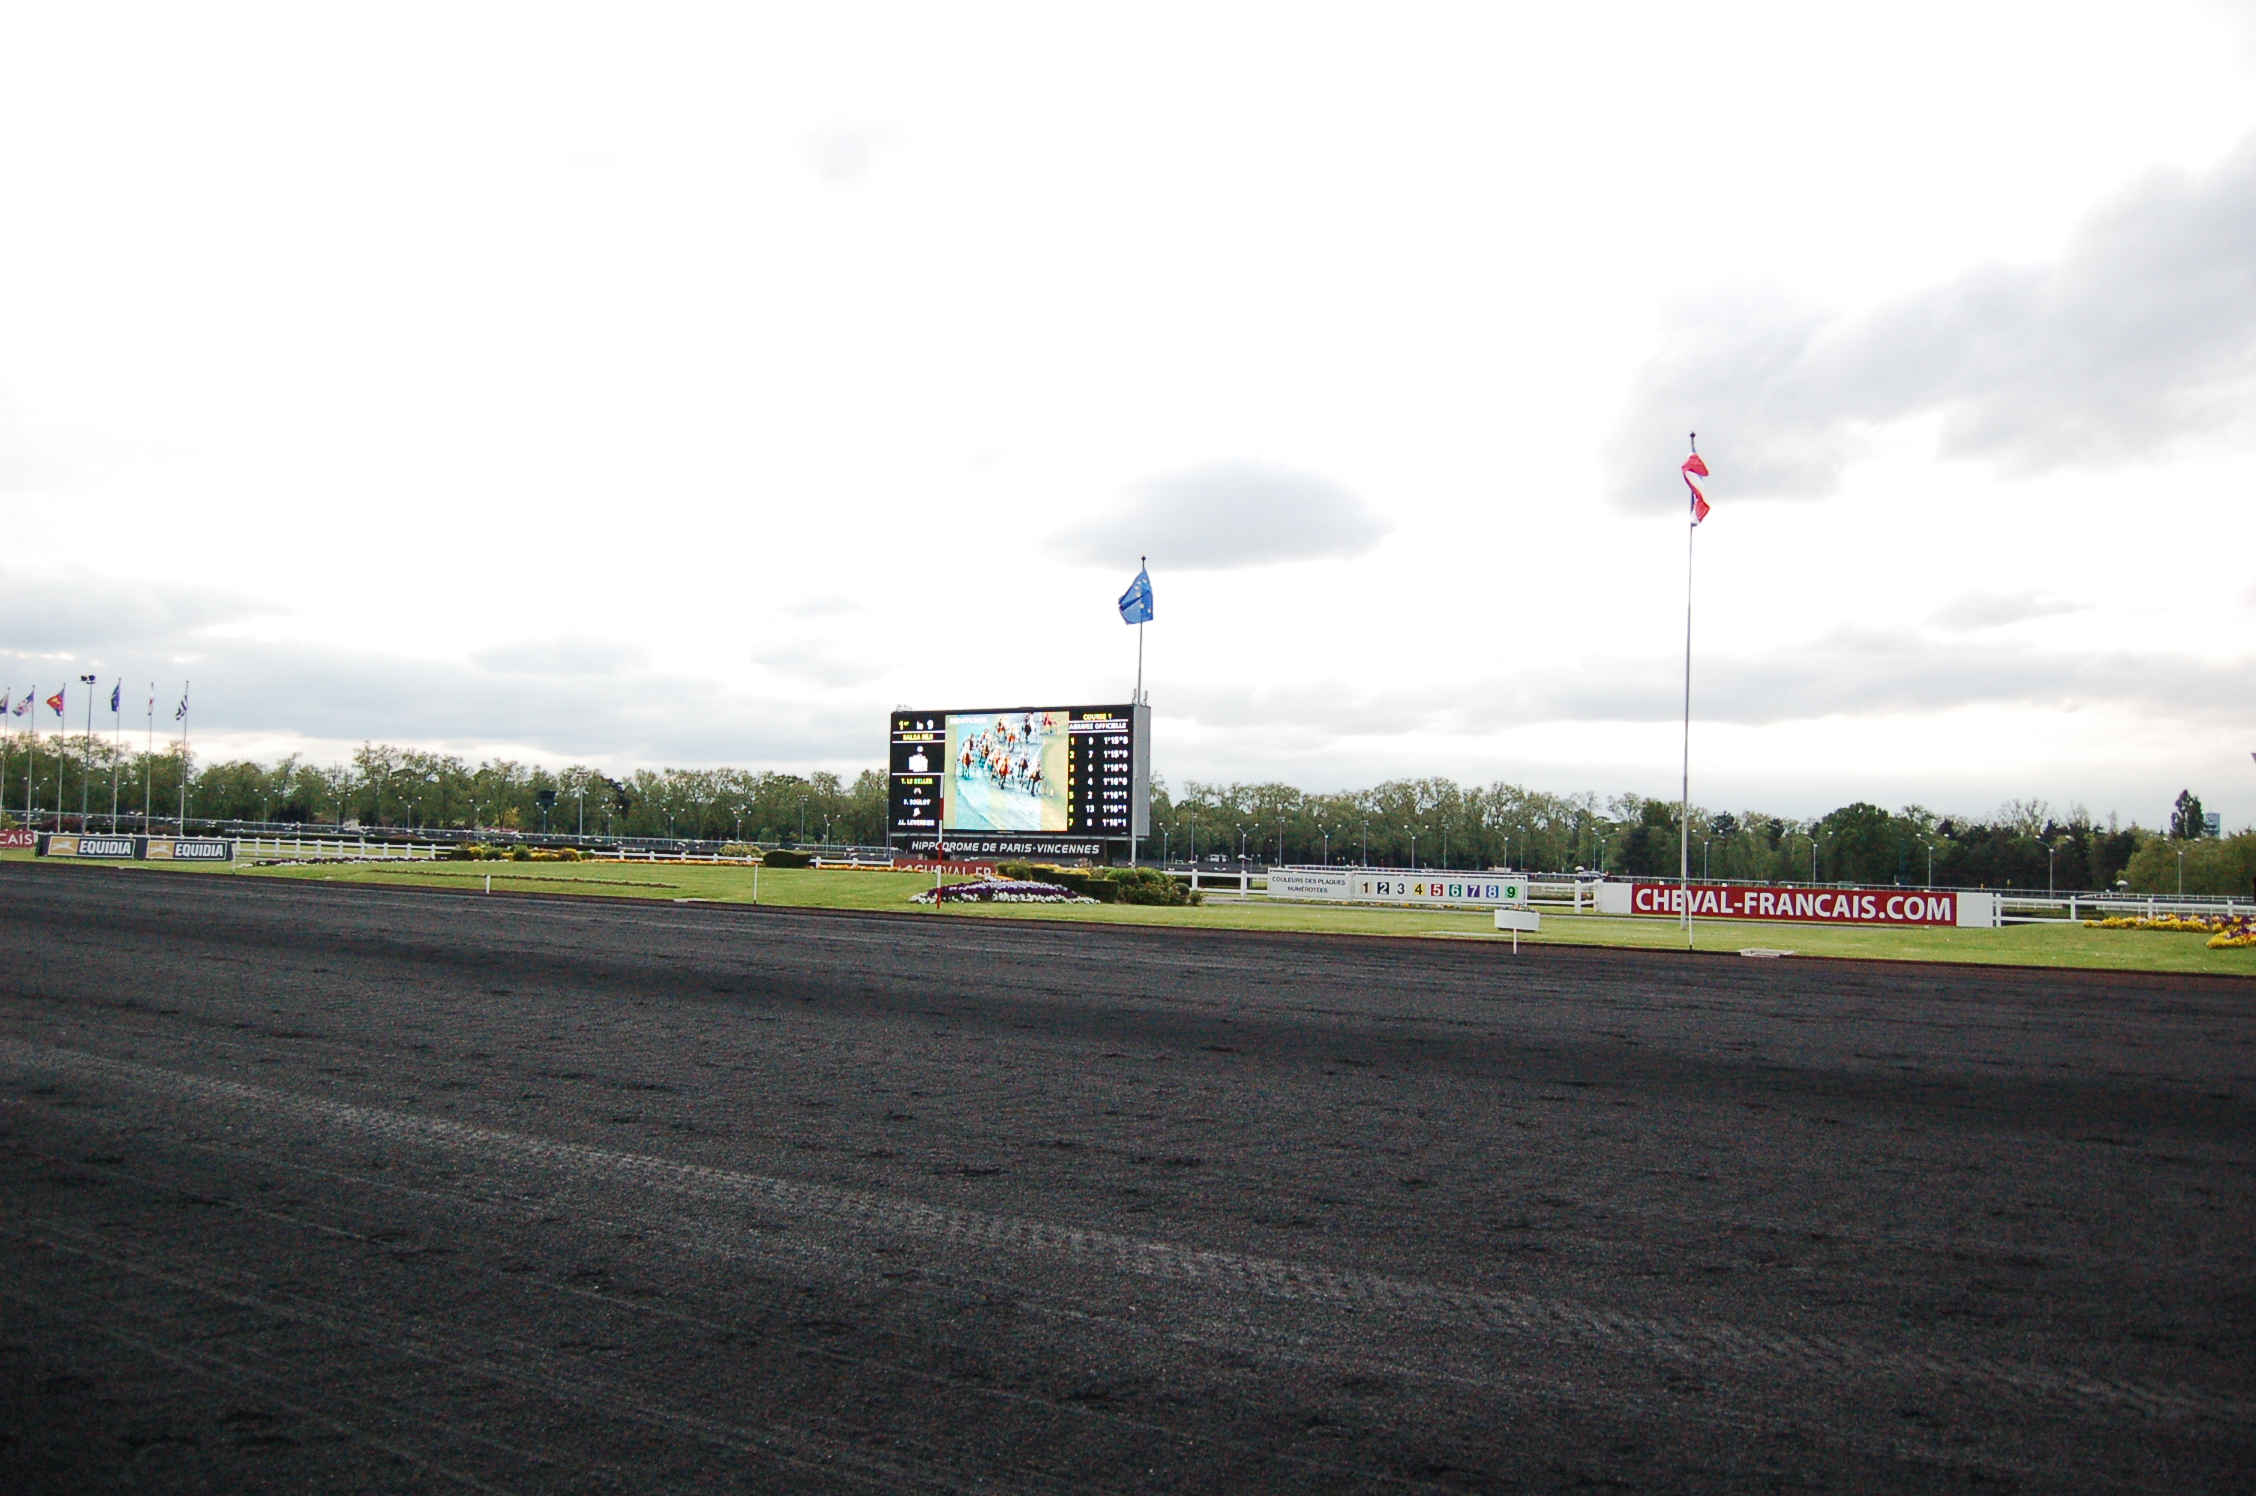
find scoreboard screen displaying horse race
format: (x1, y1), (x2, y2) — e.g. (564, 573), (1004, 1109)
(887, 703), (1149, 850)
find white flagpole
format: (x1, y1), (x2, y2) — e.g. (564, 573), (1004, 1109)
(25, 686), (37, 828)
(177, 681), (190, 832)
(1679, 433), (1698, 950)
(1135, 555), (1146, 705)
(144, 684), (154, 831)
(80, 675), (95, 832)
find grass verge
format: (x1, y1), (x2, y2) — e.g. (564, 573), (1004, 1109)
(10, 851), (2252, 976)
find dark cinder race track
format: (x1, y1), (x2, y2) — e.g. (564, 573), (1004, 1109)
(1, 866), (2250, 1493)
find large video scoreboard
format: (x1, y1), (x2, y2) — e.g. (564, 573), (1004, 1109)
(888, 702), (1150, 858)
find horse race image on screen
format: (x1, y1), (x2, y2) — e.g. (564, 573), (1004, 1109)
(944, 710), (1071, 832)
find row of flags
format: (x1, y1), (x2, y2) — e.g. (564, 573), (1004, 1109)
(7, 682), (189, 723)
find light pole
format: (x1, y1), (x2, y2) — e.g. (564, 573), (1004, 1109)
(2044, 838), (2056, 896)
(1926, 842), (1935, 888)
(1702, 837), (1712, 879)
(1408, 828), (1417, 869)
(1502, 835), (1511, 871)
(1359, 823), (1368, 866)
(1236, 824), (1246, 869)
(1321, 826), (1331, 865)
(799, 796), (808, 845)
(2178, 845), (2185, 897)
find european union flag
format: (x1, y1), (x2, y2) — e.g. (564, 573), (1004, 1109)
(1117, 564), (1154, 625)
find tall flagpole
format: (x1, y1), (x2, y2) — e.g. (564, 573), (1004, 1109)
(25, 686), (37, 828)
(1135, 554), (1146, 706)
(80, 674), (96, 832)
(177, 681), (190, 832)
(110, 682), (122, 832)
(1679, 434), (1698, 950)
(144, 684), (154, 831)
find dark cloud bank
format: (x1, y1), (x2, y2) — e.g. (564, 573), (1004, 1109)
(0, 570), (872, 767)
(1609, 131), (2256, 507)
(1053, 461), (1393, 571)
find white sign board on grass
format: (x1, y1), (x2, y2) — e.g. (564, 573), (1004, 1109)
(1265, 870), (1533, 908)
(1267, 868), (1356, 901)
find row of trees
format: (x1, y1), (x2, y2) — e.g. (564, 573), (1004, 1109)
(4, 731), (2243, 894)
(1148, 781), (2248, 895)
(0, 736), (889, 846)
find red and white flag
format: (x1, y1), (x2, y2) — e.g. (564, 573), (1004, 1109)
(1682, 449), (1711, 524)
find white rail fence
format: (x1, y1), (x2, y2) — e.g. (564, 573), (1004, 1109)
(1203, 868), (2246, 924)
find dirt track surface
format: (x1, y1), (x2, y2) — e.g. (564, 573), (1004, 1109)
(1, 866), (2250, 1493)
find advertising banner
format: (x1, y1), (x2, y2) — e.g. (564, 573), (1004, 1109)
(142, 838), (236, 862)
(2, 828), (38, 849)
(1619, 881), (1959, 926)
(37, 834), (140, 858)
(37, 835), (236, 861)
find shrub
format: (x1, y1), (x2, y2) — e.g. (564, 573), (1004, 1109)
(1111, 866), (1193, 906)
(762, 848), (814, 869)
(994, 861), (1197, 905)
(509, 845), (532, 862)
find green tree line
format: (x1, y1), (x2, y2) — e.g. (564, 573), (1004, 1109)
(5, 732), (2245, 894)
(1150, 779), (2251, 896)
(0, 736), (888, 846)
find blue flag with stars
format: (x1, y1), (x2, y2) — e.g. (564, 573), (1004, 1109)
(1117, 565), (1153, 625)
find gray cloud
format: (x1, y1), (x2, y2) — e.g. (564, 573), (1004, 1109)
(1169, 629), (2243, 738)
(0, 569), (872, 766)
(0, 391), (78, 497)
(470, 635), (651, 677)
(1052, 461), (1393, 571)
(1608, 132), (2256, 508)
(1925, 591), (2087, 631)
(804, 128), (887, 185)
(751, 637), (886, 688)
(0, 569), (269, 652)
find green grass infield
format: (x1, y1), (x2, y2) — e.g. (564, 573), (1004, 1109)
(10, 849), (2251, 976)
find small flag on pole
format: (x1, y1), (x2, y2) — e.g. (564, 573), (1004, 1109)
(1117, 565), (1154, 625)
(46, 689), (65, 717)
(175, 687), (190, 721)
(1682, 447), (1712, 524)
(110, 682), (121, 713)
(11, 690), (29, 717)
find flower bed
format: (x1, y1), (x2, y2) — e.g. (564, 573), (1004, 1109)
(911, 879), (1097, 905)
(2085, 912), (2256, 948)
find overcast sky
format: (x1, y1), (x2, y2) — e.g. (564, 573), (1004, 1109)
(3, 2), (2252, 827)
